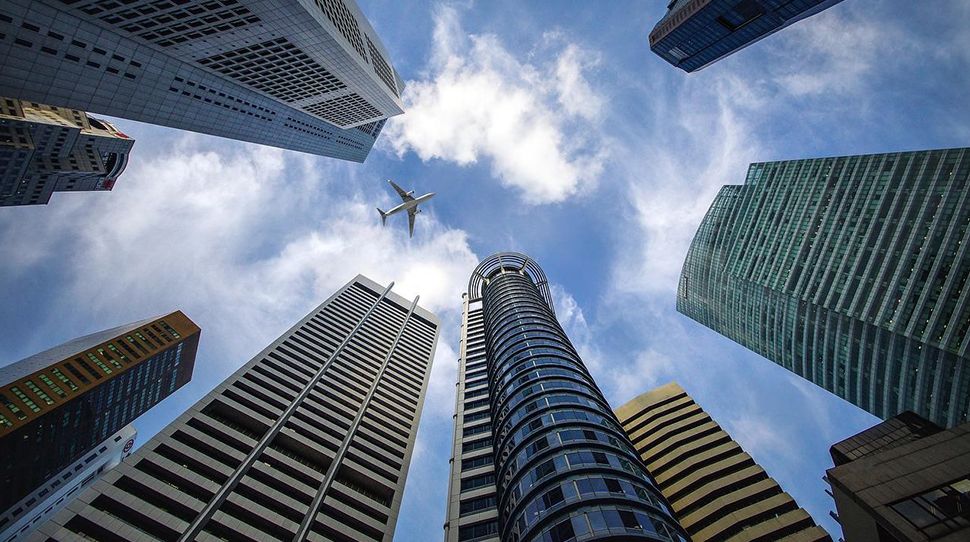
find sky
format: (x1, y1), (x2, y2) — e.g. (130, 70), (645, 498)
(1, 0), (968, 540)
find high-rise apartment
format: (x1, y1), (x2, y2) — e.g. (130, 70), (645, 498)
(650, 0), (845, 72)
(1, 97), (133, 207)
(444, 252), (687, 542)
(0, 311), (199, 518)
(826, 412), (970, 541)
(33, 275), (439, 542)
(0, 0), (404, 161)
(1, 424), (136, 542)
(616, 382), (831, 541)
(678, 147), (970, 428)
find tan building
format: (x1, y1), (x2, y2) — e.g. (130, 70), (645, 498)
(616, 382), (831, 542)
(0, 97), (134, 206)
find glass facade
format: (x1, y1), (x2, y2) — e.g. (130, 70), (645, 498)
(650, 0), (845, 72)
(445, 253), (686, 542)
(678, 147), (970, 428)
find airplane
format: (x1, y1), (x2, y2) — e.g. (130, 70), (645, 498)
(377, 180), (435, 238)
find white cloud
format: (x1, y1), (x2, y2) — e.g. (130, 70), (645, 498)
(0, 131), (477, 408)
(383, 6), (608, 204)
(610, 75), (763, 298)
(771, 9), (888, 96)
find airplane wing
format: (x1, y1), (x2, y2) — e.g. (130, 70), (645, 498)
(388, 180), (414, 202)
(407, 208), (416, 238)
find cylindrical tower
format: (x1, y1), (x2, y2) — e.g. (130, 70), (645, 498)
(472, 253), (686, 542)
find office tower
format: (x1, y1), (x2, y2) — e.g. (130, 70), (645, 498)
(650, 0), (845, 72)
(0, 311), (199, 519)
(616, 382), (831, 542)
(0, 0), (404, 161)
(1, 424), (136, 542)
(679, 147), (970, 428)
(444, 253), (687, 542)
(0, 97), (133, 207)
(826, 412), (970, 541)
(33, 275), (439, 542)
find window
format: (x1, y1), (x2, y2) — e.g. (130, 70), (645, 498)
(460, 472), (495, 492)
(458, 519), (498, 541)
(890, 478), (970, 538)
(9, 387), (40, 413)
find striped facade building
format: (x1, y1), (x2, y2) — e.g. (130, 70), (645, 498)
(0, 0), (404, 161)
(444, 253), (686, 542)
(32, 275), (439, 542)
(1, 312), (199, 524)
(678, 147), (970, 428)
(616, 382), (831, 542)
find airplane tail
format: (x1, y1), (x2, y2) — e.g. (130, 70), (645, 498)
(376, 208), (387, 226)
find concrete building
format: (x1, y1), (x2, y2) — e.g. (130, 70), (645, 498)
(444, 253), (687, 542)
(827, 412), (970, 541)
(0, 97), (133, 206)
(33, 275), (439, 542)
(650, 0), (845, 72)
(616, 382), (831, 541)
(1, 424), (136, 542)
(678, 147), (970, 428)
(0, 312), (199, 520)
(0, 0), (404, 161)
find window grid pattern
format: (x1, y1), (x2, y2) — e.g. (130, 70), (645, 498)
(366, 35), (398, 96)
(197, 38), (347, 103)
(0, 0), (387, 161)
(68, 0), (261, 48)
(304, 93), (382, 126)
(314, 0), (367, 61)
(678, 148), (970, 428)
(34, 277), (438, 542)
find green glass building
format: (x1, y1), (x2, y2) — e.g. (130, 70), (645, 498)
(678, 147), (970, 428)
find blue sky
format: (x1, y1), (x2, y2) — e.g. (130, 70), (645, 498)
(1, 0), (969, 540)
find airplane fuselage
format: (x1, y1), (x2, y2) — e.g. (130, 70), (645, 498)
(384, 192), (435, 217)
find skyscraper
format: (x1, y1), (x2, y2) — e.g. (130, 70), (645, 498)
(0, 312), (199, 519)
(1, 424), (136, 542)
(444, 252), (687, 542)
(0, 0), (404, 161)
(650, 0), (845, 72)
(678, 147), (970, 428)
(33, 275), (439, 542)
(826, 412), (970, 541)
(1, 97), (133, 207)
(616, 382), (831, 542)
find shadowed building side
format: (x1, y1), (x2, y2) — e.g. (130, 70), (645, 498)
(826, 412), (970, 541)
(0, 311), (200, 516)
(650, 0), (845, 72)
(616, 382), (831, 541)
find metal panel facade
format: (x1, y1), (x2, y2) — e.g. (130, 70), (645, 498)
(678, 147), (970, 428)
(32, 275), (439, 542)
(0, 0), (404, 160)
